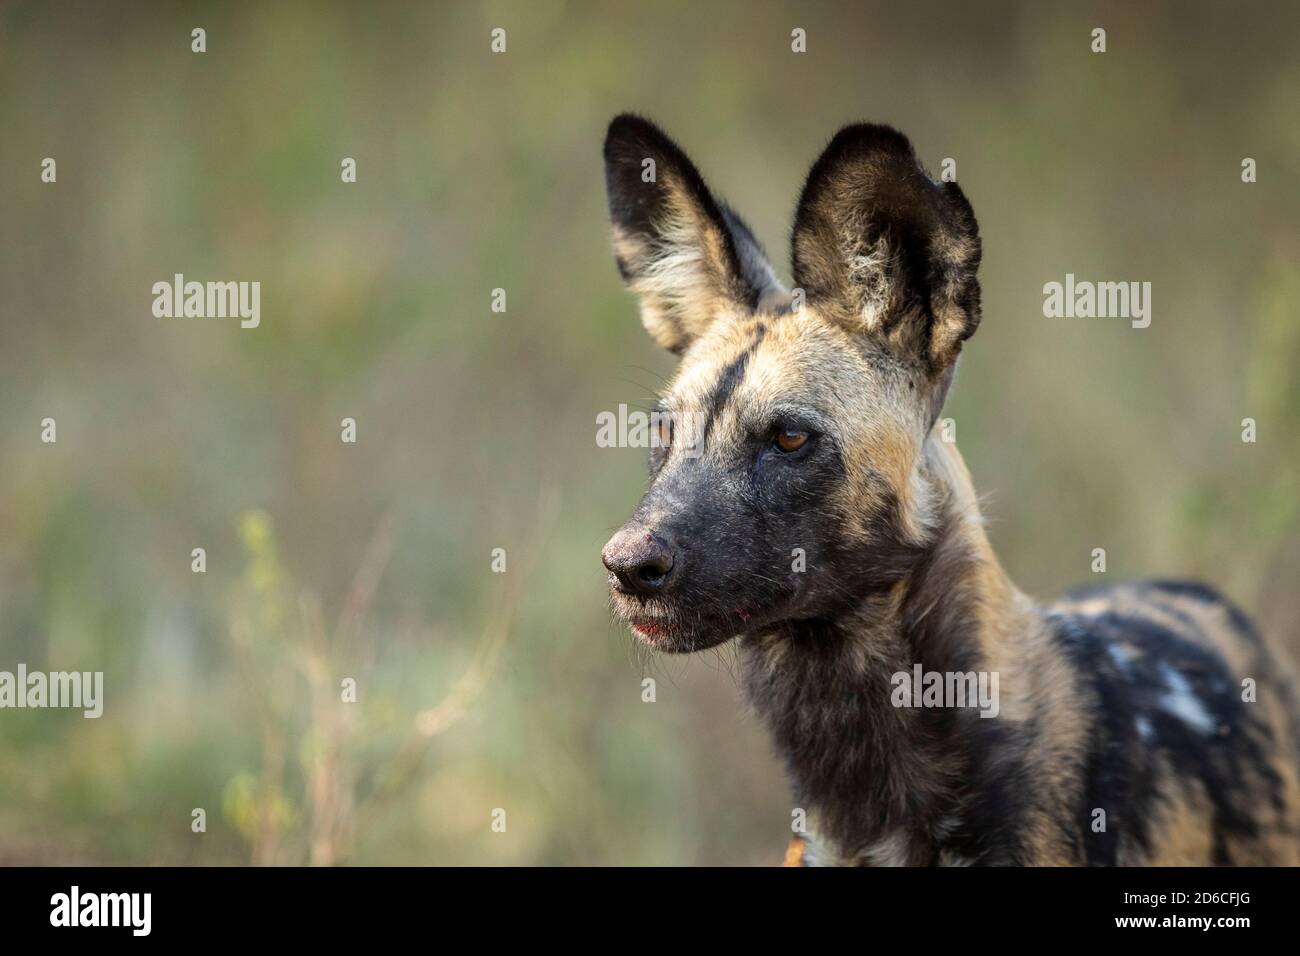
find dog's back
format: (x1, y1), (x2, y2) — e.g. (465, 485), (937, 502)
(1045, 580), (1300, 864)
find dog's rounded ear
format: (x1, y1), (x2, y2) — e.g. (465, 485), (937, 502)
(791, 124), (981, 372)
(604, 114), (784, 353)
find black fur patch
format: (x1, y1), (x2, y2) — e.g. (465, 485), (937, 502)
(699, 324), (767, 446)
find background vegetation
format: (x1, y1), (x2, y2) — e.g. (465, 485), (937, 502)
(1, 0), (1297, 864)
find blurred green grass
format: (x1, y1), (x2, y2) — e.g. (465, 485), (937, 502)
(0, 0), (1297, 864)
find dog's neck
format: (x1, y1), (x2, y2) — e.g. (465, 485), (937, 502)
(739, 436), (1043, 865)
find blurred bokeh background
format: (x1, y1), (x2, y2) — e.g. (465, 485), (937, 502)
(1, 0), (1297, 864)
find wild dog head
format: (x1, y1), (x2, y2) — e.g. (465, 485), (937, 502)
(601, 115), (981, 652)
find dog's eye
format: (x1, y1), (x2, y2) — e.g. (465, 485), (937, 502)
(774, 429), (809, 453)
(657, 417), (672, 448)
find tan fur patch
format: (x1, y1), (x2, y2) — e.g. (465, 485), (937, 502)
(781, 837), (806, 867)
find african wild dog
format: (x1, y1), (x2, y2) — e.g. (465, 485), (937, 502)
(599, 115), (1300, 866)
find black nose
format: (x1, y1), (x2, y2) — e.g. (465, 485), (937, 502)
(602, 526), (677, 594)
